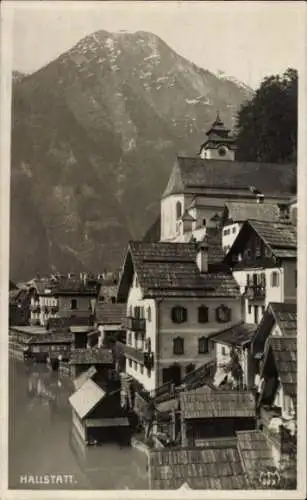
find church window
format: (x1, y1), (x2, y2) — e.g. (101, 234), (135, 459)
(202, 218), (206, 227)
(176, 201), (182, 220)
(218, 147), (227, 157)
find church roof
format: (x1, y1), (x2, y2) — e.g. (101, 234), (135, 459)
(162, 156), (296, 199)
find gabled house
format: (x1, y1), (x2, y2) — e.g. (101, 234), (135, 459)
(210, 322), (257, 389)
(116, 241), (241, 392)
(69, 347), (114, 380)
(29, 275), (97, 327)
(252, 302), (297, 388)
(256, 336), (297, 471)
(94, 303), (126, 348)
(224, 220), (297, 325)
(258, 336), (297, 421)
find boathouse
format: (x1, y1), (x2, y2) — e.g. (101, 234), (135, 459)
(179, 385), (256, 447)
(69, 378), (130, 445)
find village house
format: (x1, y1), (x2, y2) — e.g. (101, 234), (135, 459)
(25, 330), (72, 363)
(9, 286), (31, 326)
(69, 378), (130, 446)
(116, 240), (241, 393)
(94, 303), (126, 348)
(179, 385), (256, 447)
(160, 113), (296, 245)
(210, 322), (257, 389)
(28, 274), (98, 327)
(224, 220), (297, 325)
(256, 335), (297, 471)
(251, 302), (296, 389)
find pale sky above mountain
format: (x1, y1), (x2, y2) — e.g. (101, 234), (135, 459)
(8, 0), (305, 89)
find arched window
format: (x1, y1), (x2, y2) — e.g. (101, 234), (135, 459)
(173, 337), (184, 355)
(198, 306), (209, 323)
(202, 218), (206, 227)
(271, 271), (280, 287)
(171, 306), (187, 324)
(176, 201), (182, 220)
(198, 336), (209, 354)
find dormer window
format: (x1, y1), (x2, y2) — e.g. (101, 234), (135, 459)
(171, 306), (187, 324)
(176, 201), (182, 220)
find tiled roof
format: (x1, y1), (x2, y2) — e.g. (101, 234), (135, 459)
(248, 220), (297, 257)
(252, 303), (296, 358)
(98, 284), (118, 300)
(73, 366), (97, 390)
(270, 302), (297, 336)
(28, 332), (72, 344)
(180, 388), (256, 419)
(236, 430), (275, 478)
(69, 379), (106, 419)
(226, 201), (281, 223)
(95, 303), (126, 325)
(148, 443), (248, 489)
(121, 241), (239, 299)
(162, 156), (296, 198)
(269, 336), (297, 397)
(69, 347), (113, 365)
(211, 322), (257, 346)
(33, 277), (97, 296)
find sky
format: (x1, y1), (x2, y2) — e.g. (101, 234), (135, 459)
(8, 1), (306, 89)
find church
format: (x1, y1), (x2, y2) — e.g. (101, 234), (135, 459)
(159, 113), (296, 245)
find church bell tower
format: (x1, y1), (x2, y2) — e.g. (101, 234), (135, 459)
(199, 112), (236, 161)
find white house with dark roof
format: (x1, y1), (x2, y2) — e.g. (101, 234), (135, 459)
(160, 114), (296, 244)
(116, 240), (242, 392)
(224, 220), (297, 325)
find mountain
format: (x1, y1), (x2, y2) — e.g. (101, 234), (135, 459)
(10, 30), (252, 281)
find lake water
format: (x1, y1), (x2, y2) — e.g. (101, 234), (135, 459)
(9, 358), (148, 490)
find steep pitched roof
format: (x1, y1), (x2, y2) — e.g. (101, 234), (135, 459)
(69, 379), (106, 419)
(180, 387), (256, 419)
(248, 220), (297, 258)
(266, 336), (297, 398)
(95, 303), (126, 325)
(236, 430), (275, 478)
(211, 322), (257, 347)
(148, 442), (248, 489)
(117, 241), (239, 300)
(252, 302), (297, 357)
(162, 157), (296, 198)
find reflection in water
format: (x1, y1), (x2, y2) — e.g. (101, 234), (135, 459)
(9, 359), (148, 490)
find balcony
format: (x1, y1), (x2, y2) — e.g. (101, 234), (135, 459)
(244, 285), (266, 301)
(127, 317), (146, 332)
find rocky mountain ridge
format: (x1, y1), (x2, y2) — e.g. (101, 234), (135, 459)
(10, 30), (252, 281)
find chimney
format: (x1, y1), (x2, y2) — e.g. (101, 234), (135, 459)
(196, 241), (209, 273)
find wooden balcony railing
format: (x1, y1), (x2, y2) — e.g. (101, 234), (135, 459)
(244, 285), (266, 301)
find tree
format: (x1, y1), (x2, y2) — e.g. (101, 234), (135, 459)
(235, 68), (297, 165)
